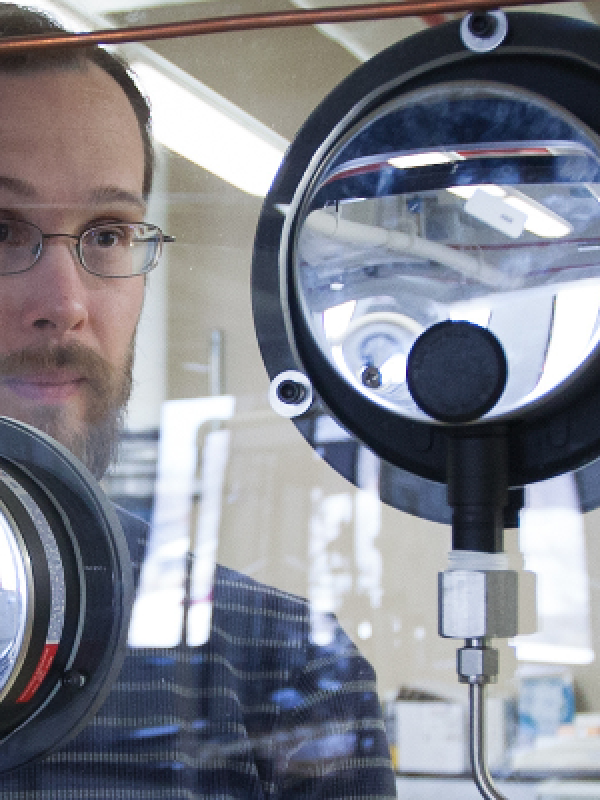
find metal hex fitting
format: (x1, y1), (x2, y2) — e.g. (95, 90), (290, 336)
(457, 645), (499, 684)
(439, 569), (518, 639)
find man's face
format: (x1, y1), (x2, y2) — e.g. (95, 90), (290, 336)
(0, 64), (146, 476)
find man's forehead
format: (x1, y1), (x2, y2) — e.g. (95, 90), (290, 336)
(0, 66), (146, 209)
(0, 175), (146, 212)
(0, 63), (130, 116)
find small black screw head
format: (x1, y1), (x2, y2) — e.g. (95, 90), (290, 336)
(362, 365), (382, 389)
(62, 669), (87, 690)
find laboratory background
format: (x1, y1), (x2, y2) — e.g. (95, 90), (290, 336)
(26, 0), (600, 796)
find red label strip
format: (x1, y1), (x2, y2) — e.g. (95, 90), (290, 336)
(17, 643), (58, 703)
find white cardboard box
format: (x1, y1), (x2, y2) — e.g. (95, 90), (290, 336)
(396, 702), (469, 774)
(537, 781), (600, 799)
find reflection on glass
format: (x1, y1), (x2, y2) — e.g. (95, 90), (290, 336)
(294, 85), (600, 421)
(513, 474), (593, 666)
(129, 396), (234, 648)
(0, 506), (27, 692)
(132, 62), (287, 198)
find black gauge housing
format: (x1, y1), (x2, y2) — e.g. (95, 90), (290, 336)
(252, 12), (600, 520)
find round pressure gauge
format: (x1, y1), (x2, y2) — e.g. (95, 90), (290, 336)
(0, 417), (132, 772)
(252, 12), (600, 510)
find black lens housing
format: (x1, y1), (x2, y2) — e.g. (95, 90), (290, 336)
(0, 417), (132, 773)
(252, 12), (600, 520)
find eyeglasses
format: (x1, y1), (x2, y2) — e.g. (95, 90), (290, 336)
(0, 219), (175, 278)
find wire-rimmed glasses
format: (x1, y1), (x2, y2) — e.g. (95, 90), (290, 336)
(0, 219), (175, 278)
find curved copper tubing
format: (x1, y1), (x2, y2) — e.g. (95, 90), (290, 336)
(0, 0), (568, 52)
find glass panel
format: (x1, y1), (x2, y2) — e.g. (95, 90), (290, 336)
(0, 2), (599, 799)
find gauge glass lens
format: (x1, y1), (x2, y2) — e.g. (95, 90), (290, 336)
(293, 84), (600, 420)
(0, 506), (28, 691)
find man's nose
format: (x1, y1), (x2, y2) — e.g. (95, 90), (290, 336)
(21, 237), (89, 335)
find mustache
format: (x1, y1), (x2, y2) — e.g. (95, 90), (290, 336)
(0, 341), (135, 478)
(0, 342), (115, 390)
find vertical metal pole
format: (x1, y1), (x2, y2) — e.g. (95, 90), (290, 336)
(209, 329), (224, 397)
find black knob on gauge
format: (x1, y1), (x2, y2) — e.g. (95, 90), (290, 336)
(407, 320), (508, 424)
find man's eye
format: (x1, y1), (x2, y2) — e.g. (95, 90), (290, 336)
(0, 222), (17, 244)
(94, 228), (123, 248)
(0, 222), (26, 246)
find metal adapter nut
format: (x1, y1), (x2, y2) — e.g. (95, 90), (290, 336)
(457, 645), (499, 684)
(439, 569), (518, 639)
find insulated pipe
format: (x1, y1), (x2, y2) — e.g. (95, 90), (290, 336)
(304, 210), (514, 289)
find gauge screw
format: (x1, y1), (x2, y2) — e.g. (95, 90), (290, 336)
(468, 11), (497, 38)
(277, 379), (307, 405)
(362, 365), (382, 389)
(460, 11), (508, 52)
(269, 370), (313, 418)
(63, 669), (87, 690)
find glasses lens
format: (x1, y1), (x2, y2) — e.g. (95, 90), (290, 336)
(82, 223), (162, 277)
(0, 220), (40, 275)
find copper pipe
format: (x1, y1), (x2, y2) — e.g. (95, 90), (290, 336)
(0, 0), (569, 52)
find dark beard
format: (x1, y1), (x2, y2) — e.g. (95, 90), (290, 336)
(0, 341), (134, 479)
(29, 399), (127, 479)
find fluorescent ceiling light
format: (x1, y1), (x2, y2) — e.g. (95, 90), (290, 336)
(389, 151), (463, 169)
(504, 194), (572, 238)
(448, 184), (506, 199)
(133, 62), (287, 197)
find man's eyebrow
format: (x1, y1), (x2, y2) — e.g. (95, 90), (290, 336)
(0, 179), (147, 211)
(88, 187), (146, 211)
(0, 175), (37, 198)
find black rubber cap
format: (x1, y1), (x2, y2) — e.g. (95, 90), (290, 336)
(407, 320), (508, 423)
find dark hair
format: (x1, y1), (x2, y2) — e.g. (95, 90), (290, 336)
(0, 3), (154, 197)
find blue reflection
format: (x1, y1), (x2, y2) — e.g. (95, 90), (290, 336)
(316, 677), (342, 691)
(271, 688), (305, 710)
(133, 724), (181, 739)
